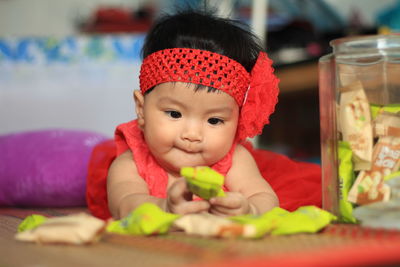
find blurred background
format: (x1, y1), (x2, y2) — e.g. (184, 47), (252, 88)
(1, 0), (400, 163)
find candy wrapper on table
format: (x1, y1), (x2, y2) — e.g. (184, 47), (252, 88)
(16, 165), (336, 242)
(173, 213), (245, 238)
(106, 203), (180, 235)
(16, 204), (336, 242)
(230, 206), (336, 238)
(15, 213), (106, 245)
(17, 214), (48, 232)
(172, 206), (336, 239)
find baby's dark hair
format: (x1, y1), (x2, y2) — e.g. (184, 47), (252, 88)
(141, 9), (264, 73)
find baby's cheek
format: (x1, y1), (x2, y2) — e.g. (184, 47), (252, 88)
(147, 125), (173, 144)
(206, 137), (233, 161)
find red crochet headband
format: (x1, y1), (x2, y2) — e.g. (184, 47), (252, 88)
(139, 48), (279, 140)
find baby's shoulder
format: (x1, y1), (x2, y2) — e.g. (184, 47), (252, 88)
(112, 149), (137, 168)
(232, 143), (253, 159)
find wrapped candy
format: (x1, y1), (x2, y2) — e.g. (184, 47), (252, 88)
(180, 166), (225, 200)
(230, 207), (290, 238)
(231, 206), (336, 238)
(270, 206), (337, 235)
(339, 81), (373, 171)
(173, 213), (243, 238)
(16, 213), (106, 245)
(17, 214), (48, 232)
(107, 203), (179, 235)
(338, 141), (357, 223)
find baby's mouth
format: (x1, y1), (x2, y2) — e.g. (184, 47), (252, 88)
(178, 145), (201, 154)
(182, 148), (200, 154)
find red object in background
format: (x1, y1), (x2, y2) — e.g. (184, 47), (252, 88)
(95, 7), (132, 24)
(86, 140), (115, 220)
(81, 6), (154, 33)
(246, 144), (322, 211)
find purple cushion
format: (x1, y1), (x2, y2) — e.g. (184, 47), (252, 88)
(0, 129), (108, 207)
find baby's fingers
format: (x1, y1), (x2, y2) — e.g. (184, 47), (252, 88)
(168, 179), (192, 204)
(209, 193), (242, 209)
(209, 203), (245, 216)
(209, 192), (250, 216)
(174, 201), (210, 215)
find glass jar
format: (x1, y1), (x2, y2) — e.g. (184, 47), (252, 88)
(319, 34), (400, 222)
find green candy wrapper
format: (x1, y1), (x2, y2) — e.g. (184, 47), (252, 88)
(230, 206), (336, 238)
(381, 104), (400, 114)
(370, 104), (382, 120)
(18, 214), (48, 232)
(338, 141), (357, 223)
(230, 207), (290, 238)
(181, 166), (225, 200)
(370, 103), (400, 121)
(270, 206), (337, 235)
(107, 203), (180, 235)
(384, 171), (400, 181)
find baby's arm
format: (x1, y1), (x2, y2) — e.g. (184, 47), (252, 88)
(107, 150), (163, 219)
(209, 145), (279, 216)
(107, 150), (209, 219)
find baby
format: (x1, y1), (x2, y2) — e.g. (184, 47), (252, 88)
(88, 9), (280, 219)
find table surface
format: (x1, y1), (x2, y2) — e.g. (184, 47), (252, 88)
(1, 207), (400, 267)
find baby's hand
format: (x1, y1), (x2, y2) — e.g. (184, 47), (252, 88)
(209, 192), (253, 216)
(166, 179), (210, 215)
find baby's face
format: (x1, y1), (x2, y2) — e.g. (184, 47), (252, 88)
(139, 82), (239, 176)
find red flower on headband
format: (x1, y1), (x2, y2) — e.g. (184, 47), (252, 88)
(236, 52), (279, 141)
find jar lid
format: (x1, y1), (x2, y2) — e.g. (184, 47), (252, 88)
(331, 34), (400, 54)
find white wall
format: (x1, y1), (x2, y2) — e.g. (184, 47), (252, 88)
(0, 35), (143, 136)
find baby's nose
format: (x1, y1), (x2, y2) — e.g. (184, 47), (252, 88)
(181, 121), (202, 142)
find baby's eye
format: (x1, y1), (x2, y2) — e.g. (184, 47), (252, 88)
(208, 117), (224, 125)
(165, 110), (182, 119)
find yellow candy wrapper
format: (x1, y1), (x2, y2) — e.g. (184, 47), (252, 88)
(270, 206), (337, 235)
(338, 141), (357, 223)
(382, 104), (400, 115)
(230, 207), (290, 238)
(370, 104), (382, 121)
(230, 206), (335, 238)
(370, 104), (400, 122)
(18, 214), (48, 232)
(107, 203), (180, 235)
(384, 171), (400, 181)
(181, 166), (225, 200)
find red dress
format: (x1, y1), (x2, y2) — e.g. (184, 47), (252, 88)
(86, 120), (322, 219)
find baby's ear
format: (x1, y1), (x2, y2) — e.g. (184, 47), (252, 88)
(133, 90), (145, 129)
